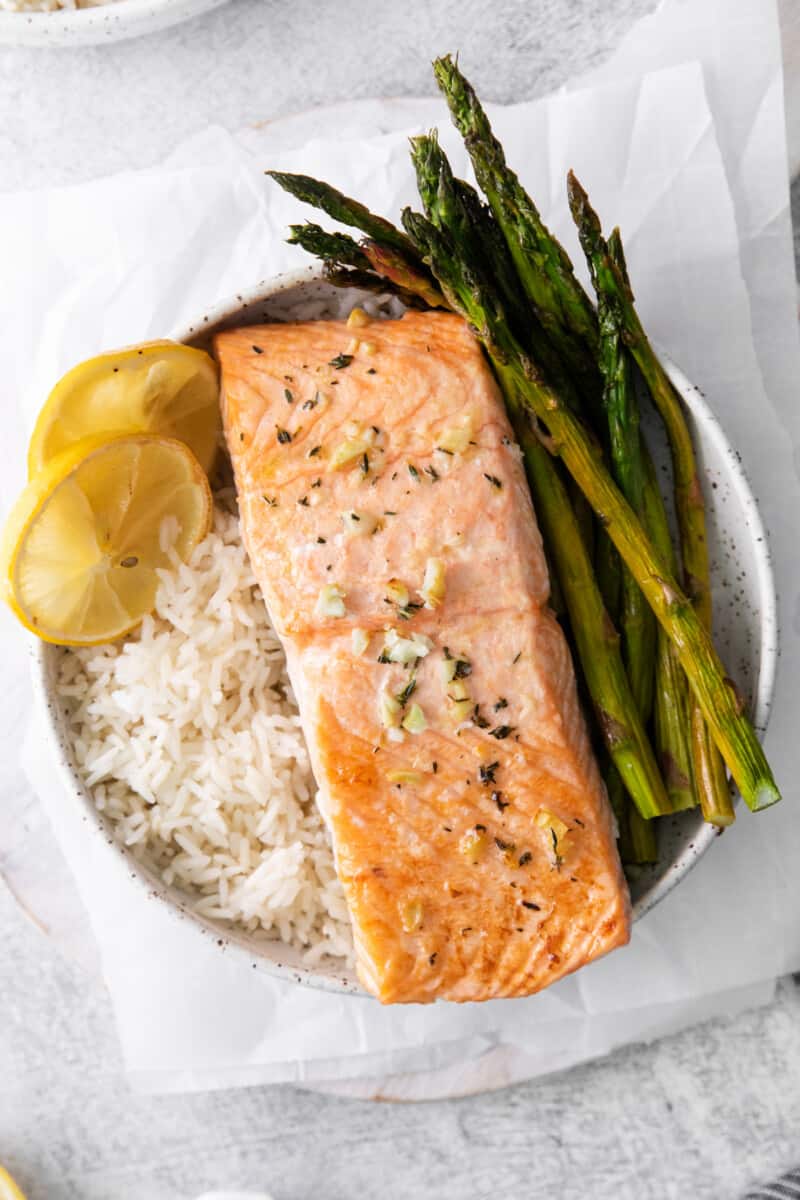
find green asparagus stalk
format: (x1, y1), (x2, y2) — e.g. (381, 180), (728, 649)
(627, 804), (658, 864)
(268, 170), (418, 256)
(432, 56), (600, 370)
(641, 448), (696, 812)
(408, 132), (667, 822)
(593, 233), (657, 722)
(402, 207), (780, 813)
(502, 385), (670, 819)
(287, 223), (372, 271)
(568, 178), (734, 827)
(595, 534), (622, 621)
(409, 131), (587, 414)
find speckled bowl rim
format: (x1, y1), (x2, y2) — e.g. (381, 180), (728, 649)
(30, 268), (779, 998)
(0, 0), (231, 48)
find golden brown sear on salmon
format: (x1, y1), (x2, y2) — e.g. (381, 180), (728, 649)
(215, 309), (631, 1004)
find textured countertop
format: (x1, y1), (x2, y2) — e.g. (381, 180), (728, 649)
(1, 2), (799, 1198)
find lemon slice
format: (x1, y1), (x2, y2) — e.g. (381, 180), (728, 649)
(27, 341), (220, 478)
(0, 1167), (27, 1200)
(2, 433), (212, 646)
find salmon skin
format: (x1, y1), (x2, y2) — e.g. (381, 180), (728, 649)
(215, 309), (630, 1004)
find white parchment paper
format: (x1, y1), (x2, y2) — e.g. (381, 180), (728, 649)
(2, 0), (799, 1092)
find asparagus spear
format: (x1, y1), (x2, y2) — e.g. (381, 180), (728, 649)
(287, 223), (372, 271)
(432, 56), (600, 370)
(360, 240), (448, 309)
(641, 448), (696, 812)
(594, 233), (657, 722)
(596, 228), (658, 857)
(268, 170), (418, 256)
(568, 178), (734, 827)
(502, 384), (670, 819)
(409, 131), (592, 426)
(321, 265), (430, 310)
(408, 133), (668, 821)
(402, 208), (780, 813)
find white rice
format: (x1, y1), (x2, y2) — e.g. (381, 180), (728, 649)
(55, 493), (355, 965)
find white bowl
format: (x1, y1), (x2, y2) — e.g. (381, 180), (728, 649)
(31, 269), (779, 997)
(0, 0), (230, 48)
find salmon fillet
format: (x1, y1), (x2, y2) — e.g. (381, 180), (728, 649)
(215, 309), (631, 1004)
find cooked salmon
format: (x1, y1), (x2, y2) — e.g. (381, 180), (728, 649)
(215, 309), (630, 1004)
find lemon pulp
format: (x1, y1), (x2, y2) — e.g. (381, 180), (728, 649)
(27, 341), (220, 478)
(2, 433), (212, 646)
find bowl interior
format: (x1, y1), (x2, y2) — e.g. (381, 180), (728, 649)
(34, 272), (778, 996)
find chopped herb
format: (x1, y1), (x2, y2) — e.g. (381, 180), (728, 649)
(522, 900), (541, 911)
(472, 705), (490, 730)
(429, 953), (437, 966)
(493, 698), (508, 711)
(443, 646), (452, 660)
(453, 658), (472, 680)
(311, 478), (322, 488)
(512, 651), (522, 664)
(360, 452), (370, 475)
(366, 367), (377, 375)
(518, 851), (532, 867)
(119, 556), (138, 568)
(475, 824), (486, 832)
(551, 828), (563, 869)
(492, 791), (509, 812)
(424, 465), (440, 482)
(349, 511), (361, 522)
(384, 510), (397, 517)
(495, 837), (514, 852)
(432, 761), (438, 774)
(461, 927), (473, 935)
(252, 345), (263, 354)
(408, 464), (420, 482)
(284, 374), (294, 382)
(331, 379), (339, 386)
(484, 473), (503, 489)
(329, 353), (353, 369)
(479, 762), (499, 785)
(377, 651), (392, 664)
(574, 818), (585, 828)
(302, 393), (320, 411)
(490, 725), (514, 740)
(239, 432), (245, 442)
(276, 427), (292, 445)
(297, 496), (309, 507)
(284, 388), (294, 403)
(397, 601), (423, 622)
(371, 425), (380, 435)
(316, 537), (327, 544)
(308, 445), (321, 458)
(262, 495), (278, 507)
(436, 446), (454, 456)
(443, 825), (452, 832)
(396, 677), (417, 707)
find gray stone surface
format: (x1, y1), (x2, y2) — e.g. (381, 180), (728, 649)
(0, 0), (655, 190)
(3, 877), (800, 1200)
(1, 2), (799, 1198)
